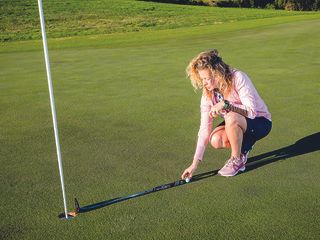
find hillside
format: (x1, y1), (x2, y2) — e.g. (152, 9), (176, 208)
(0, 0), (315, 42)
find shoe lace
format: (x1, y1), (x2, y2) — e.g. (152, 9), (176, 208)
(225, 157), (241, 167)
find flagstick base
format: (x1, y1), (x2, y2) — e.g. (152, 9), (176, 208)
(58, 211), (77, 219)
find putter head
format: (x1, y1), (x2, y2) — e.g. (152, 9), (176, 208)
(74, 197), (80, 213)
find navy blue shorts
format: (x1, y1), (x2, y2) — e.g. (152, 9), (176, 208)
(217, 117), (272, 154)
(242, 117), (272, 154)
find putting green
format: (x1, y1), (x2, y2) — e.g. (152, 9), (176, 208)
(1, 14), (319, 240)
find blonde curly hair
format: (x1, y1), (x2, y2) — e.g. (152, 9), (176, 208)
(186, 49), (233, 98)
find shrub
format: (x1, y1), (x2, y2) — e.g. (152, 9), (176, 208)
(284, 1), (299, 10)
(266, 3), (276, 9)
(142, 0), (320, 10)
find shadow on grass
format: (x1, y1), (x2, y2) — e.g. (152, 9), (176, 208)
(72, 132), (319, 215)
(137, 0), (209, 7)
(244, 132), (320, 173)
(180, 132), (320, 180)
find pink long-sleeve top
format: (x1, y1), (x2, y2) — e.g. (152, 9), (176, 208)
(193, 70), (271, 161)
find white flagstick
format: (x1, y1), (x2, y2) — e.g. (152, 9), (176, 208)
(37, 0), (69, 219)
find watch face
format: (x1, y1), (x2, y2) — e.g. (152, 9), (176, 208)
(214, 91), (224, 103)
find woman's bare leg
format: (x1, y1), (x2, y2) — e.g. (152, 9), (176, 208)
(210, 125), (230, 149)
(224, 112), (247, 158)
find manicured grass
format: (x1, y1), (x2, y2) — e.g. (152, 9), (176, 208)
(1, 10), (320, 240)
(0, 0), (315, 41)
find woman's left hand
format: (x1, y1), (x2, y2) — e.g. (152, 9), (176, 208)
(209, 101), (225, 118)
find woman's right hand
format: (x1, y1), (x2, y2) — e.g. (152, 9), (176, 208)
(209, 101), (224, 118)
(181, 163), (198, 180)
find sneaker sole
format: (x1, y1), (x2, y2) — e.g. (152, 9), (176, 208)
(218, 166), (245, 177)
(218, 169), (240, 177)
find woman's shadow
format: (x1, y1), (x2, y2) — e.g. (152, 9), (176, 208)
(245, 132), (320, 172)
(193, 132), (320, 181)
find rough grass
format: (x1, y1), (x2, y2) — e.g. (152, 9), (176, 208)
(0, 0), (315, 41)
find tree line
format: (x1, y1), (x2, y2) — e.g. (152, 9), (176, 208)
(148, 0), (320, 11)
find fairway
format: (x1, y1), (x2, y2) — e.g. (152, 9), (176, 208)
(1, 9), (320, 240)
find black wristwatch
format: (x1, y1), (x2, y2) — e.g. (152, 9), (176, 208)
(224, 100), (231, 110)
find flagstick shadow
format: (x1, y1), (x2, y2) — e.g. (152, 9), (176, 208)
(73, 132), (319, 215)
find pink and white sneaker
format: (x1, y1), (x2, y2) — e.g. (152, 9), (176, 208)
(240, 146), (253, 172)
(239, 150), (251, 172)
(218, 156), (245, 177)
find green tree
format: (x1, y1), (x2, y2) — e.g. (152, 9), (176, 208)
(313, 0), (320, 10)
(275, 0), (320, 10)
(298, 0), (319, 11)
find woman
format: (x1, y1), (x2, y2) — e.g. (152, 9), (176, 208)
(181, 49), (272, 178)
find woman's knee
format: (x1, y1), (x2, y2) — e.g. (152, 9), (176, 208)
(225, 112), (247, 132)
(210, 132), (231, 149)
(210, 134), (223, 149)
